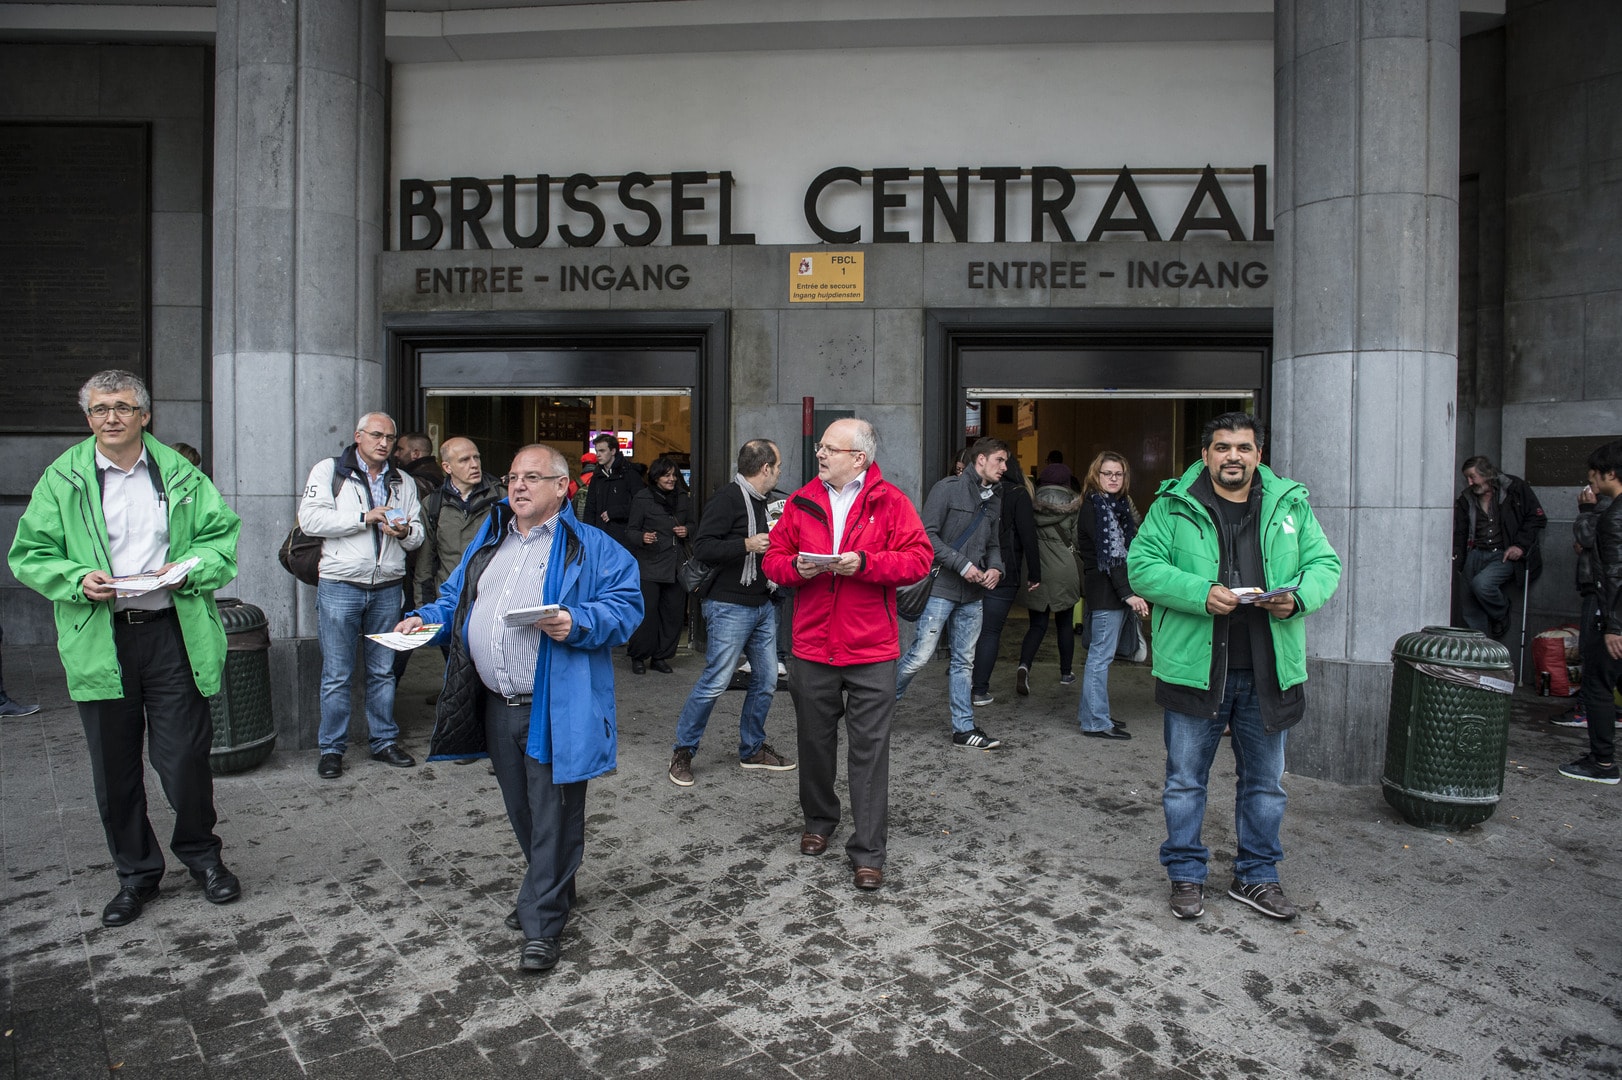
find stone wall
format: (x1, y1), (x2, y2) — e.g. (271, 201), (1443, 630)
(0, 43), (212, 643)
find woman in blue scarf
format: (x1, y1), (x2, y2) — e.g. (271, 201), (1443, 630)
(1075, 452), (1148, 740)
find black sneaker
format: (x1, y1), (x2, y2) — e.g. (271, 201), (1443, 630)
(1169, 881), (1204, 920)
(952, 727), (1001, 750)
(1015, 667), (1030, 697)
(1228, 879), (1298, 920)
(1558, 754), (1620, 785)
(971, 690), (994, 707)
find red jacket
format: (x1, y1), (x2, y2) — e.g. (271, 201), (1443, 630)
(764, 463), (933, 666)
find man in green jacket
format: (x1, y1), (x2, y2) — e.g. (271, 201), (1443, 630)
(1128, 412), (1341, 923)
(9, 370), (243, 927)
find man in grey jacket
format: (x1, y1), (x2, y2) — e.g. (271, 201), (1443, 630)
(895, 437), (1008, 749)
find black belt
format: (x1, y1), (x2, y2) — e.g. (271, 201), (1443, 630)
(487, 689), (532, 707)
(113, 607), (174, 625)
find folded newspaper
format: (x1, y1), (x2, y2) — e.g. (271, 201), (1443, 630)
(1232, 583), (1301, 605)
(111, 556), (201, 596)
(364, 625), (442, 652)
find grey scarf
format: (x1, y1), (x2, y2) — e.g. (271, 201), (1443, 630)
(736, 473), (767, 589)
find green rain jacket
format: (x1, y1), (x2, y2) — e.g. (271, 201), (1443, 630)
(1127, 461), (1341, 696)
(9, 433), (242, 701)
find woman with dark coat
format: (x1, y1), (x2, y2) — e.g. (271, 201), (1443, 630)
(625, 456), (691, 673)
(971, 456), (1041, 706)
(1017, 462), (1085, 692)
(1074, 451), (1148, 740)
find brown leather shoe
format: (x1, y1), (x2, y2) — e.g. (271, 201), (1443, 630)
(799, 832), (828, 856)
(853, 866), (883, 890)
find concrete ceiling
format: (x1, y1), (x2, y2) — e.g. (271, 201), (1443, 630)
(0, 1), (1509, 62)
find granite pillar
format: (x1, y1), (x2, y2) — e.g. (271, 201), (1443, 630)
(213, 0), (386, 748)
(1272, 1), (1460, 783)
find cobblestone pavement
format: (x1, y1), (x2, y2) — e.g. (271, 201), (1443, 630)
(2, 637), (1620, 1079)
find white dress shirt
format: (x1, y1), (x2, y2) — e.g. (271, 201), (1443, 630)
(97, 447), (172, 612)
(824, 474), (866, 553)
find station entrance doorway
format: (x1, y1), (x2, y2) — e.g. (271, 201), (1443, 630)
(386, 312), (730, 503)
(924, 311), (1272, 500)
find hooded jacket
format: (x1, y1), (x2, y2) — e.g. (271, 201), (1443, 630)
(1128, 461), (1342, 731)
(918, 468), (1004, 605)
(763, 463), (933, 666)
(9, 433), (241, 701)
(1021, 484), (1083, 613)
(298, 445), (424, 586)
(411, 500), (643, 783)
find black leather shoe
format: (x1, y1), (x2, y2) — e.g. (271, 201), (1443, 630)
(520, 937), (561, 972)
(371, 743), (416, 768)
(191, 864), (242, 904)
(631, 658), (646, 674)
(317, 753), (343, 779)
(650, 658), (673, 674)
(101, 884), (159, 927)
(1083, 727), (1133, 740)
(505, 907), (521, 931)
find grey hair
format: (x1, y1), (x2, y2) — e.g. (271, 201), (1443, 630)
(355, 412), (396, 434)
(1461, 455), (1499, 481)
(79, 370), (150, 414)
(847, 419), (878, 461)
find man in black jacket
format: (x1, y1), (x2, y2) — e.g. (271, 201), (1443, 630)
(1560, 440), (1622, 785)
(667, 440), (795, 786)
(1452, 455), (1545, 638)
(582, 433), (646, 552)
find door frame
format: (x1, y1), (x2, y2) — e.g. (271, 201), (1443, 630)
(923, 308), (1274, 478)
(384, 309), (730, 500)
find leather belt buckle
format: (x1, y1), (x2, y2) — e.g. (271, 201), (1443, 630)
(114, 608), (173, 625)
(502, 693), (532, 707)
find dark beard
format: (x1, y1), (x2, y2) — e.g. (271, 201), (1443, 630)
(1213, 467), (1250, 492)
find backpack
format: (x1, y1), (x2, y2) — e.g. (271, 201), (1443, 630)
(278, 459), (344, 586)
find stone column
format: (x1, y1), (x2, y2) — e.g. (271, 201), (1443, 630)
(213, 0), (386, 744)
(1272, 2), (1460, 783)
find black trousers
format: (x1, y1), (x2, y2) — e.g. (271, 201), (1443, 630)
(628, 578), (686, 661)
(789, 657), (895, 869)
(77, 615), (221, 889)
(484, 691), (587, 940)
(1580, 601), (1621, 763)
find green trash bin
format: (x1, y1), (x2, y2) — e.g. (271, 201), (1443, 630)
(207, 598), (276, 775)
(1381, 626), (1515, 831)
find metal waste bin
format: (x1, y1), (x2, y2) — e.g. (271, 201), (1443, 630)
(207, 598), (276, 775)
(1381, 626), (1514, 830)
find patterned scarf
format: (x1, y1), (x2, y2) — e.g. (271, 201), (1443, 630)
(1090, 491), (1138, 573)
(736, 473), (764, 588)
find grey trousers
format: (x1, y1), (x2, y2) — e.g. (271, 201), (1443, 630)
(789, 657), (895, 869)
(484, 691), (586, 940)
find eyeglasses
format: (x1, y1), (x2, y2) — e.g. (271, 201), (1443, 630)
(87, 403), (141, 419)
(360, 430), (398, 442)
(1099, 471), (1125, 479)
(505, 472), (568, 486)
(814, 444), (861, 456)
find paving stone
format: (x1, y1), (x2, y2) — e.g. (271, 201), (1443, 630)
(3, 644), (1621, 1076)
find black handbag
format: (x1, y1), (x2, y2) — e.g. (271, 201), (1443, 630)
(894, 566), (941, 621)
(678, 550), (720, 595)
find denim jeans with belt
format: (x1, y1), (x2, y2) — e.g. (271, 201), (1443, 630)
(1160, 669), (1287, 885)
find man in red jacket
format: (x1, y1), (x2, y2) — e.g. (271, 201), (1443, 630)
(764, 418), (933, 891)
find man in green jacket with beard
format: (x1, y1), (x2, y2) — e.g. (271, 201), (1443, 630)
(9, 370), (243, 927)
(1128, 412), (1341, 924)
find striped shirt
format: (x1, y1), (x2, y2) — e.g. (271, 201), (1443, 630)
(467, 513), (559, 697)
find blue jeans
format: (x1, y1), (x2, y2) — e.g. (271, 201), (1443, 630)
(1078, 607), (1126, 732)
(317, 580), (403, 755)
(1160, 670), (1287, 885)
(1460, 548), (1516, 633)
(895, 594), (981, 734)
(673, 599), (777, 760)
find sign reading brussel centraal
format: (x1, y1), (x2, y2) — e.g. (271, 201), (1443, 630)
(398, 165), (1274, 250)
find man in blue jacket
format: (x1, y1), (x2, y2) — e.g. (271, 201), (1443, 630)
(395, 444), (642, 973)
